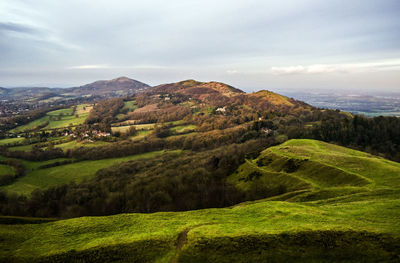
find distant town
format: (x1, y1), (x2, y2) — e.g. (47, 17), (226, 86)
(280, 90), (400, 117)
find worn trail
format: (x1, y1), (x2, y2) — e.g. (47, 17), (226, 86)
(170, 223), (215, 263)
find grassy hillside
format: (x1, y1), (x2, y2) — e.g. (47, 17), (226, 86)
(1, 139), (399, 262)
(1, 191), (399, 262)
(1, 150), (182, 196)
(228, 139), (400, 202)
(250, 90), (294, 106)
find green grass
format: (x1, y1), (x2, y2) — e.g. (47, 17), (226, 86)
(0, 150), (182, 196)
(21, 158), (72, 171)
(268, 139), (400, 189)
(0, 193), (399, 262)
(112, 123), (155, 133)
(170, 125), (196, 134)
(46, 108), (73, 116)
(0, 137), (25, 146)
(53, 140), (111, 151)
(7, 138), (98, 152)
(8, 144), (34, 152)
(1, 139), (399, 262)
(0, 164), (14, 176)
(122, 100), (137, 111)
(10, 116), (49, 132)
(11, 104), (92, 133)
(228, 139), (400, 202)
(116, 101), (138, 120)
(129, 130), (152, 141)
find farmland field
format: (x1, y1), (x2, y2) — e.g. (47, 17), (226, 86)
(53, 140), (111, 151)
(111, 123), (155, 133)
(0, 137), (25, 146)
(10, 104), (93, 133)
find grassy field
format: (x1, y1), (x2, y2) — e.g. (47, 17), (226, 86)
(53, 140), (111, 151)
(111, 123), (155, 133)
(170, 124), (196, 134)
(0, 137), (25, 146)
(8, 144), (34, 152)
(11, 104), (92, 133)
(1, 139), (399, 262)
(129, 130), (152, 141)
(7, 138), (109, 152)
(0, 150), (182, 196)
(46, 108), (74, 116)
(0, 164), (14, 175)
(116, 100), (138, 120)
(122, 100), (137, 111)
(21, 158), (72, 171)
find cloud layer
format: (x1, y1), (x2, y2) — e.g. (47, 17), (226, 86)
(270, 60), (400, 75)
(0, 0), (399, 91)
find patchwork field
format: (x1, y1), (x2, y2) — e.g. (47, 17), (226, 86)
(10, 104), (92, 133)
(1, 139), (399, 262)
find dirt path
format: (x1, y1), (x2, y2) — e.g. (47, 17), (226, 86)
(170, 223), (215, 263)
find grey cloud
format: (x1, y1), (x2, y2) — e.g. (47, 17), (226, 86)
(0, 0), (399, 91)
(0, 22), (40, 35)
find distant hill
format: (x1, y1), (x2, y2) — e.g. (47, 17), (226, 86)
(153, 79), (243, 100)
(0, 77), (150, 106)
(151, 79), (309, 111)
(0, 87), (8, 95)
(67, 76), (150, 97)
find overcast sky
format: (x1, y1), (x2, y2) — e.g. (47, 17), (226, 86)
(1, 0), (399, 92)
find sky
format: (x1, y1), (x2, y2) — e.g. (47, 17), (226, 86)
(0, 0), (400, 92)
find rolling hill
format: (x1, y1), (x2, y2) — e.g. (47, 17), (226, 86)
(153, 79), (244, 97)
(0, 77), (150, 106)
(1, 139), (399, 262)
(68, 76), (150, 97)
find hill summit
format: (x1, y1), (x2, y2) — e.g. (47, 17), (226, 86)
(153, 79), (243, 98)
(71, 76), (150, 96)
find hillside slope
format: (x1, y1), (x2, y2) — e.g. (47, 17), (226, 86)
(1, 139), (399, 262)
(228, 139), (400, 202)
(151, 79), (309, 111)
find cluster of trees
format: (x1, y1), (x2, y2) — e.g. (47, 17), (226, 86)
(309, 114), (400, 162)
(86, 98), (124, 125)
(0, 139), (279, 218)
(128, 105), (192, 124)
(0, 108), (49, 134)
(66, 123), (257, 160)
(0, 159), (25, 186)
(0, 146), (64, 161)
